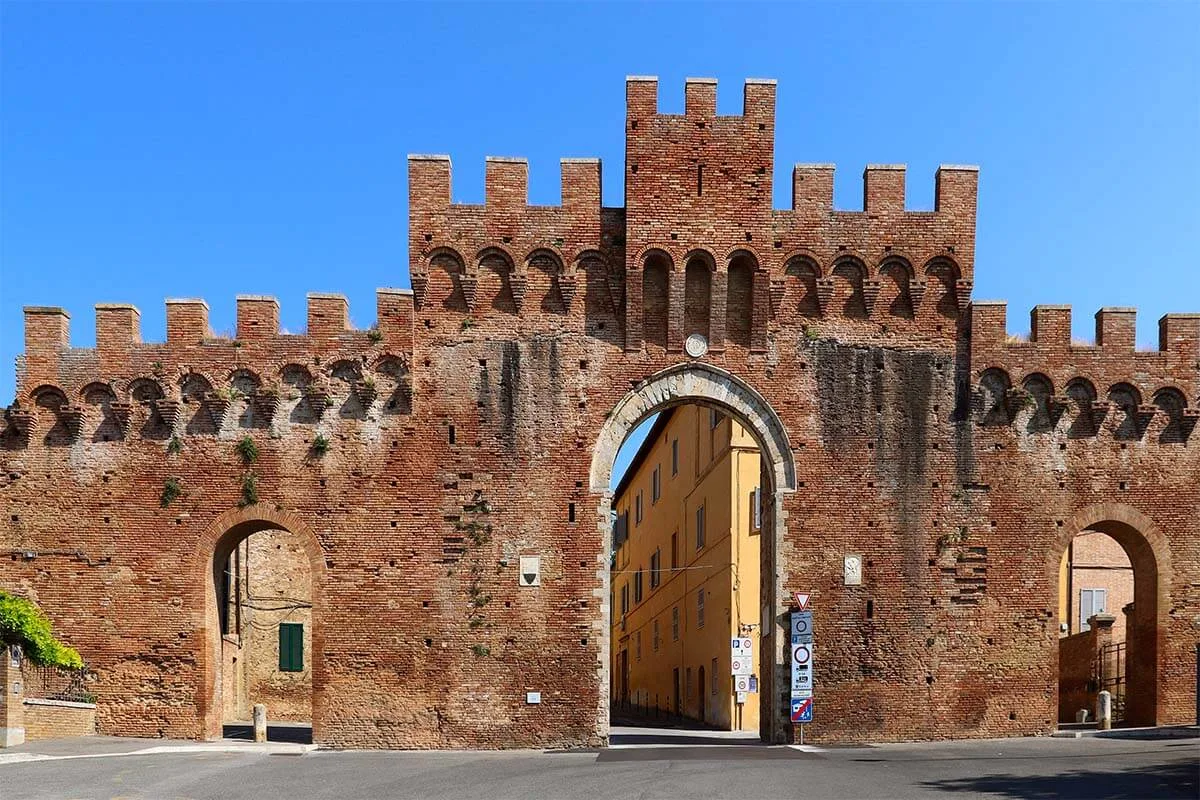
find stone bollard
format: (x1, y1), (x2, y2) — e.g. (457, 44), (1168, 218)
(253, 703), (267, 743)
(1097, 690), (1112, 731)
(1075, 709), (1089, 724)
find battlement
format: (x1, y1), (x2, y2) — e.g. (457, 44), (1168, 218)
(16, 290), (416, 400)
(624, 75), (777, 121)
(788, 162), (979, 218)
(407, 155), (602, 217)
(407, 153), (606, 314)
(968, 301), (1198, 441)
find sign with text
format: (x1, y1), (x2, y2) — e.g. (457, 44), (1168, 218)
(790, 606), (815, 712)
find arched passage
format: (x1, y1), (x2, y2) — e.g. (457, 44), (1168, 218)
(1051, 504), (1168, 728)
(591, 363), (797, 744)
(196, 507), (326, 741)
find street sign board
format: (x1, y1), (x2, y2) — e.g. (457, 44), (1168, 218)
(790, 640), (813, 696)
(734, 675), (751, 693)
(790, 697), (813, 723)
(731, 638), (753, 659)
(792, 592), (811, 611)
(731, 656), (753, 676)
(791, 611), (813, 641)
(736, 691), (747, 705)
(790, 610), (815, 699)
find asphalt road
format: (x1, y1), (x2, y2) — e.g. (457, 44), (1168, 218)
(2, 730), (1196, 800)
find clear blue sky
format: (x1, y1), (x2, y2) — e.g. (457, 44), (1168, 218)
(3, 2), (1197, 486)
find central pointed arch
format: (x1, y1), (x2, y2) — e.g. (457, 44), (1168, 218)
(590, 363), (796, 495)
(589, 363), (797, 745)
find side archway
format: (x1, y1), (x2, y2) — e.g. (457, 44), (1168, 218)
(1050, 503), (1169, 727)
(195, 507), (326, 741)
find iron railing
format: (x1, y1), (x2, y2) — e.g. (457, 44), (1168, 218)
(1098, 641), (1126, 724)
(20, 662), (95, 704)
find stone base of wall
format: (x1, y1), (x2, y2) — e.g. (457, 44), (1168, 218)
(23, 699), (96, 740)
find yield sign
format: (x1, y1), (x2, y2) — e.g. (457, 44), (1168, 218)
(792, 592), (811, 611)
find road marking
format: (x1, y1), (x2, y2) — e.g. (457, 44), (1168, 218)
(0, 743), (316, 766)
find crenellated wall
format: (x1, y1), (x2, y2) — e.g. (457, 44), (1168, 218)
(969, 302), (1199, 442)
(9, 291), (416, 449)
(2, 76), (1197, 751)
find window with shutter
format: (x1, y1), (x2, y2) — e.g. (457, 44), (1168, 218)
(279, 623), (304, 672)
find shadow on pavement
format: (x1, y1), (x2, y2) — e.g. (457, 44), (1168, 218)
(609, 731), (764, 747)
(918, 757), (1198, 799)
(222, 723), (312, 744)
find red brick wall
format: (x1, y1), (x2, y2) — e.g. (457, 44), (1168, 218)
(2, 77), (1197, 749)
(23, 700), (96, 740)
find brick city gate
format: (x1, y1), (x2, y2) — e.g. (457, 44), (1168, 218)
(2, 77), (1197, 748)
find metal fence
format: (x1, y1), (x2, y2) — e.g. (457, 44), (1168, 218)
(20, 662), (96, 704)
(1098, 641), (1126, 724)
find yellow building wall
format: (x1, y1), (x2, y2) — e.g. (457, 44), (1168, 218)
(611, 405), (762, 731)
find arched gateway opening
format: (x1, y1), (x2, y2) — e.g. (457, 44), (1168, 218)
(590, 363), (797, 743)
(1053, 505), (1167, 729)
(197, 508), (325, 742)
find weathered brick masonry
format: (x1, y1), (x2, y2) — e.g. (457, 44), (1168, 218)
(1, 77), (1197, 748)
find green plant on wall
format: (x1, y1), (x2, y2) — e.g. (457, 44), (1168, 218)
(460, 316), (476, 331)
(367, 327), (383, 344)
(161, 476), (183, 508)
(311, 433), (330, 456)
(239, 472), (259, 507)
(167, 435), (183, 456)
(235, 435), (258, 465)
(0, 592), (84, 668)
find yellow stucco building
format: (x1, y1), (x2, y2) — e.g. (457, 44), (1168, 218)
(610, 404), (763, 731)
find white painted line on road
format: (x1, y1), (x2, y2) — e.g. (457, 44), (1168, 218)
(787, 744), (825, 753)
(0, 742), (316, 766)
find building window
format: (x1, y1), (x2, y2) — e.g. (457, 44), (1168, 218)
(652, 466), (661, 503)
(1080, 588), (1108, 631)
(635, 630), (642, 661)
(634, 567), (644, 604)
(751, 486), (762, 531)
(697, 588), (705, 628)
(711, 658), (718, 695)
(614, 510), (629, 549)
(686, 666), (693, 699)
(653, 619), (660, 651)
(671, 439), (679, 476)
(650, 549), (661, 588)
(672, 606), (680, 641)
(635, 491), (643, 525)
(278, 623), (304, 672)
(695, 504), (706, 550)
(671, 533), (678, 569)
(621, 582), (629, 616)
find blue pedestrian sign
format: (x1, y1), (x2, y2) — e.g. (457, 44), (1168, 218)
(790, 697), (813, 723)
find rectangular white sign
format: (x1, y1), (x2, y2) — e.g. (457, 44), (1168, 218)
(731, 637), (753, 659)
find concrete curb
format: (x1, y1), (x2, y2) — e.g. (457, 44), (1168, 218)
(1050, 725), (1199, 740)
